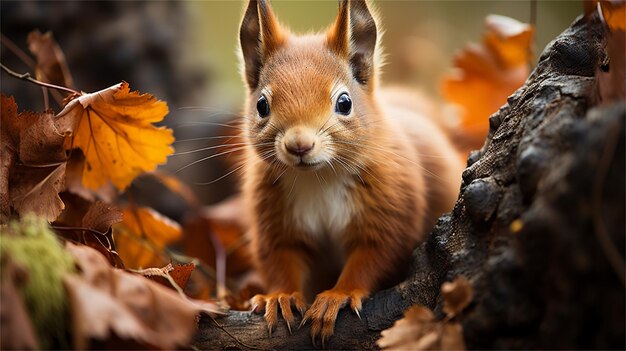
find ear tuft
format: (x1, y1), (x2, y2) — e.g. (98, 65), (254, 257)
(239, 0), (285, 90)
(326, 0), (378, 85)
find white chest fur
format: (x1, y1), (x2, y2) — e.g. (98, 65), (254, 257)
(285, 173), (356, 237)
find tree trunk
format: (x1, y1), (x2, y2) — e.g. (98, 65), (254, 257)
(192, 14), (625, 350)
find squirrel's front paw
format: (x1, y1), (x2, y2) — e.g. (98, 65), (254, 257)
(302, 289), (366, 347)
(250, 291), (307, 336)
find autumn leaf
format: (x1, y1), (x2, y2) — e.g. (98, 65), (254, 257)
(0, 95), (19, 220)
(54, 82), (174, 191)
(379, 276), (473, 350)
(183, 195), (252, 277)
(134, 263), (196, 293)
(182, 195), (253, 300)
(1, 95), (67, 222)
(63, 243), (222, 350)
(586, 0), (626, 30)
(113, 206), (181, 269)
(377, 305), (466, 351)
(10, 163), (66, 222)
(54, 196), (124, 267)
(442, 15), (533, 149)
(441, 276), (474, 318)
(27, 30), (75, 89)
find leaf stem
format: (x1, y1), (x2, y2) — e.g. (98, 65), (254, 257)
(0, 62), (80, 95)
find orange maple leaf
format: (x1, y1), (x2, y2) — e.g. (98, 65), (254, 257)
(442, 15), (533, 146)
(586, 0), (626, 30)
(55, 82), (173, 190)
(113, 206), (181, 269)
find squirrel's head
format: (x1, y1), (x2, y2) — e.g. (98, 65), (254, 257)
(239, 0), (381, 173)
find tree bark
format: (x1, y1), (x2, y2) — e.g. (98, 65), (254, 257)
(192, 14), (625, 350)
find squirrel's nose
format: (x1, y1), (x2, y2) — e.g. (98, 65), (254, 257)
(285, 141), (314, 157)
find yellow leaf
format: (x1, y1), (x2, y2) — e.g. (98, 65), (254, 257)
(113, 206), (181, 269)
(441, 15), (533, 144)
(55, 82), (173, 190)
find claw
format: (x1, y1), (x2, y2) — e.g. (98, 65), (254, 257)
(299, 316), (308, 329)
(286, 320), (292, 335)
(354, 307), (361, 320)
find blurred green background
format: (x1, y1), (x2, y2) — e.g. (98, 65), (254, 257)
(185, 0), (581, 106)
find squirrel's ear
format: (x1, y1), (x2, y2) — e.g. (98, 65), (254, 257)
(327, 0), (378, 85)
(240, 0), (285, 90)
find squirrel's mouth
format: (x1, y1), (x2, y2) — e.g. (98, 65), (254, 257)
(295, 160), (322, 171)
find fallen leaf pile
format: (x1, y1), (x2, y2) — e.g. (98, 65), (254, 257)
(377, 276), (474, 350)
(0, 29), (223, 349)
(64, 242), (220, 350)
(441, 15), (534, 151)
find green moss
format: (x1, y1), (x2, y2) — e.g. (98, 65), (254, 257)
(0, 215), (75, 348)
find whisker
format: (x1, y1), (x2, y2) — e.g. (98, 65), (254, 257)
(287, 173), (298, 200)
(173, 121), (246, 130)
(171, 142), (262, 156)
(175, 146), (250, 173)
(272, 166), (289, 185)
(173, 135), (242, 143)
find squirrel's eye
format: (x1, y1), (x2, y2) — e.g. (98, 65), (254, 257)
(257, 95), (270, 118)
(335, 93), (352, 115)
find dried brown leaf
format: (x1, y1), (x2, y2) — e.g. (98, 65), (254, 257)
(54, 195), (124, 267)
(82, 201), (123, 234)
(0, 95), (18, 221)
(10, 163), (66, 222)
(377, 306), (436, 349)
(1, 95), (68, 222)
(27, 30), (74, 89)
(440, 322), (466, 350)
(169, 263), (195, 291)
(441, 276), (474, 318)
(0, 255), (39, 350)
(183, 195), (253, 277)
(63, 243), (221, 350)
(18, 111), (66, 165)
(378, 304), (467, 351)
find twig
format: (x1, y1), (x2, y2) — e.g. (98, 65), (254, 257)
(209, 230), (228, 299)
(0, 33), (35, 68)
(51, 225), (109, 236)
(0, 63), (80, 95)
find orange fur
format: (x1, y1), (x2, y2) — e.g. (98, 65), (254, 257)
(238, 0), (464, 342)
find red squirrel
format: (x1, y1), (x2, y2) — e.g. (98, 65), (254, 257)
(238, 0), (464, 343)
